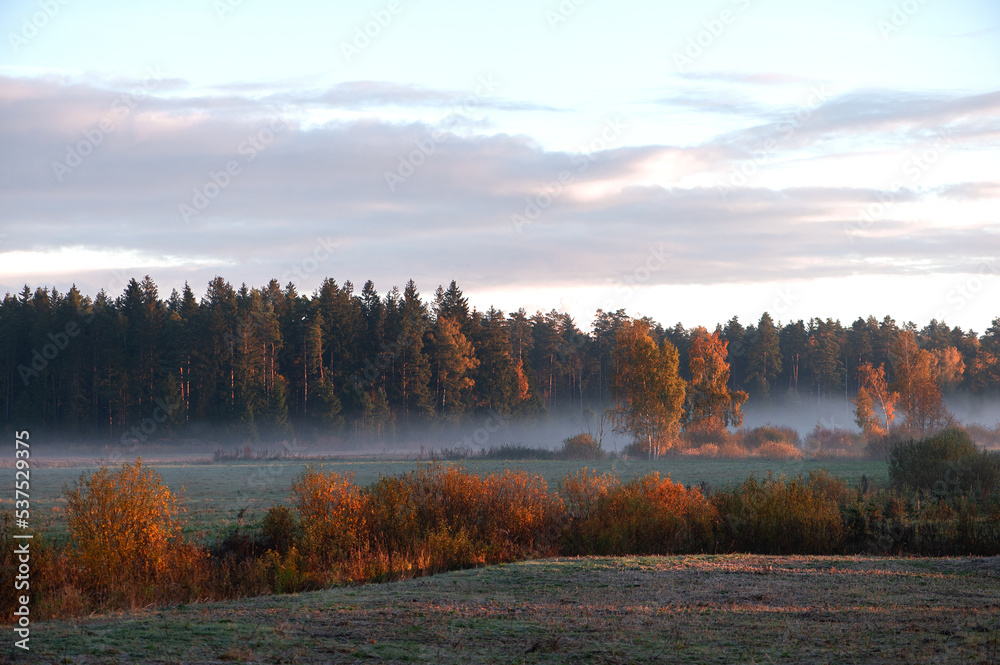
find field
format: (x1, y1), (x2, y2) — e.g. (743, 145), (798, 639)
(20, 554), (1000, 664)
(21, 456), (887, 541)
(11, 455), (999, 664)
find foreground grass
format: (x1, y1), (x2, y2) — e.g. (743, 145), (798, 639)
(17, 555), (999, 664)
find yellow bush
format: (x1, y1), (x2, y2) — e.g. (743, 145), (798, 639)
(64, 458), (199, 606)
(292, 467), (370, 567)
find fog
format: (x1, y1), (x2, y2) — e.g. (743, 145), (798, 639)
(17, 392), (1000, 463)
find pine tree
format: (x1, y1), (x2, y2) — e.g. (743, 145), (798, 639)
(746, 312), (782, 399)
(393, 280), (433, 425)
(429, 316), (479, 419)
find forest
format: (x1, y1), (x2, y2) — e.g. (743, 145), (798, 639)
(1, 275), (998, 444)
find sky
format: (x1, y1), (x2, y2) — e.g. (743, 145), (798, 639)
(1, 0), (999, 333)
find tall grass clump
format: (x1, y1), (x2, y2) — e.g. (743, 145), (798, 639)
(479, 444), (557, 460)
(712, 472), (846, 554)
(64, 458), (207, 609)
(560, 469), (716, 555)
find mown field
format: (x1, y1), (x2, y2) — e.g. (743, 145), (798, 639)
(20, 457), (887, 540)
(16, 554), (999, 664)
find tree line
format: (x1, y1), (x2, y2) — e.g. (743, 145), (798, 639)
(2, 275), (999, 444)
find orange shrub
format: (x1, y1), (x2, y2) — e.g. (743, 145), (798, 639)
(292, 464), (566, 580)
(560, 469), (716, 555)
(753, 439), (803, 460)
(369, 465), (564, 564)
(64, 458), (204, 607)
(292, 467), (371, 567)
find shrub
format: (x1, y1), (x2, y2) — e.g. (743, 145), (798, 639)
(290, 464), (566, 581)
(752, 439), (803, 460)
(716, 440), (750, 458)
(292, 468), (370, 568)
(560, 433), (604, 460)
(379, 465), (565, 563)
(560, 469), (716, 555)
(680, 443), (720, 458)
(806, 424), (864, 457)
(64, 458), (204, 607)
(0, 514), (80, 621)
(889, 427), (1000, 495)
(964, 422), (1000, 450)
(712, 473), (845, 554)
(261, 504), (300, 556)
(681, 425), (733, 448)
(739, 425), (801, 450)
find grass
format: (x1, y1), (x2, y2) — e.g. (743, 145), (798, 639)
(22, 554), (999, 664)
(14, 457), (887, 542)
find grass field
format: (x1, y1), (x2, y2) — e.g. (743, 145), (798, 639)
(19, 554), (999, 664)
(19, 457), (887, 541)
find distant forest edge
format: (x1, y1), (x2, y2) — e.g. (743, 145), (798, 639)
(2, 276), (999, 447)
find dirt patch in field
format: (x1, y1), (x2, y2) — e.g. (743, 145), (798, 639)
(18, 555), (1000, 664)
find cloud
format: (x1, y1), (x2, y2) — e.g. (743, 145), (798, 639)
(0, 75), (997, 305)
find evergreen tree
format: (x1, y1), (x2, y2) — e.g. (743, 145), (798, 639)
(746, 312), (782, 399)
(429, 316), (479, 419)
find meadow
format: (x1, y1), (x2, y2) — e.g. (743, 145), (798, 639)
(22, 456), (887, 540)
(19, 554), (1000, 664)
(5, 440), (998, 664)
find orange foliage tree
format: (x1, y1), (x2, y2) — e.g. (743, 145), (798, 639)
(684, 327), (748, 434)
(854, 362), (897, 437)
(608, 319), (686, 459)
(890, 331), (950, 436)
